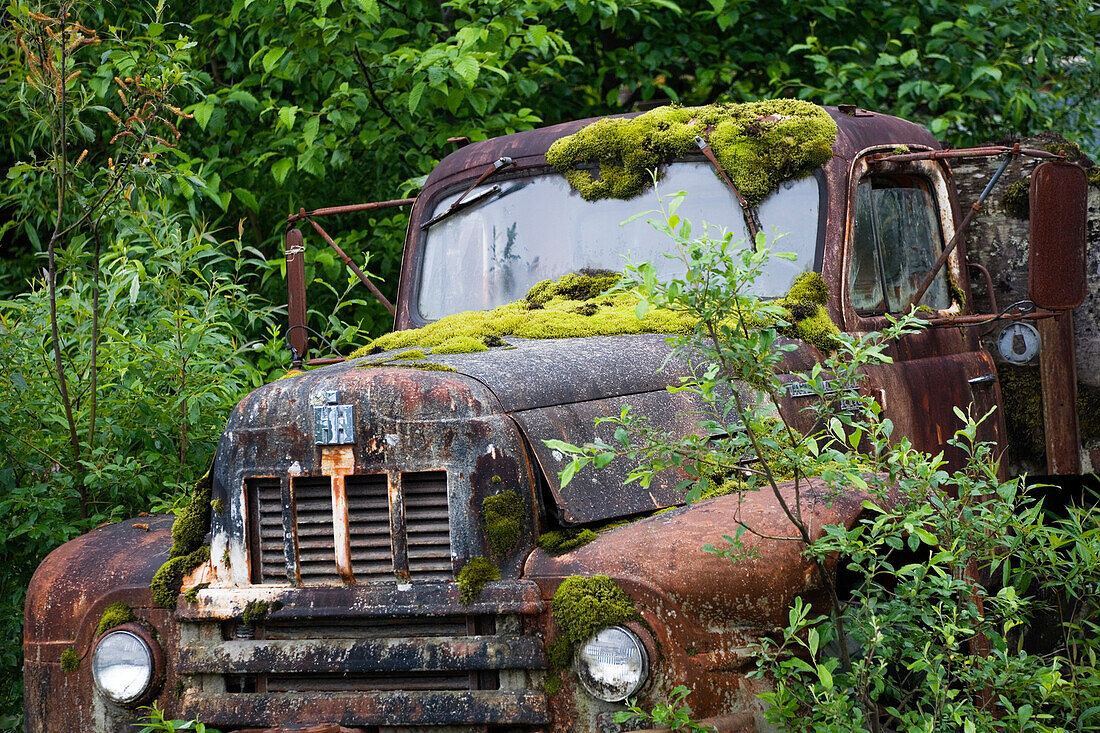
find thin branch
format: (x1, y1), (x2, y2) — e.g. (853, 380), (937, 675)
(352, 45), (409, 134)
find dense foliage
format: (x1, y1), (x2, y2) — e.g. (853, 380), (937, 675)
(1, 0), (1098, 727)
(554, 202), (1100, 731)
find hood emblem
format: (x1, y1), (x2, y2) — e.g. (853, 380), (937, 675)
(314, 390), (355, 445)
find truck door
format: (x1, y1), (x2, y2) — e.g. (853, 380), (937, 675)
(841, 154), (1006, 469)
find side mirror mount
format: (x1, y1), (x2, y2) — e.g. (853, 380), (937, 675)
(1028, 160), (1088, 310)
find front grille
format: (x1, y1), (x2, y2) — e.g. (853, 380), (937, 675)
(248, 472), (453, 585)
(294, 477), (337, 584)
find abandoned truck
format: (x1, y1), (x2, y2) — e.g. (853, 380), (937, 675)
(24, 100), (1090, 732)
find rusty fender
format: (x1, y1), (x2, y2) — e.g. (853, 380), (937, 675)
(23, 515), (177, 733)
(526, 478), (880, 724)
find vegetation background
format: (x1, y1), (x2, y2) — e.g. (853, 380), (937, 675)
(1, 0), (1097, 727)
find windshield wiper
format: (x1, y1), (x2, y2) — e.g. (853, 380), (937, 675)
(695, 136), (761, 242)
(420, 156), (514, 230)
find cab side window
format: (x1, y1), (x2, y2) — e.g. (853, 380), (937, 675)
(849, 175), (951, 314)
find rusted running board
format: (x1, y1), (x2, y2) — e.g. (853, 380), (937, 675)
(178, 635), (546, 674)
(182, 690), (550, 727)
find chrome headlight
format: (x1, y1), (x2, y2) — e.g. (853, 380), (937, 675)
(91, 629), (154, 704)
(573, 625), (649, 702)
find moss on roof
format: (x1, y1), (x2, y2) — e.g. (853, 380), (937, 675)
(545, 100), (837, 205)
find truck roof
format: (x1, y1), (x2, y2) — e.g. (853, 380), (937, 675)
(424, 104), (941, 192)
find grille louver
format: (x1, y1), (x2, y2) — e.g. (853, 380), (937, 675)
(294, 477), (338, 584)
(404, 472), (453, 581)
(346, 475), (394, 581)
(248, 478), (286, 584)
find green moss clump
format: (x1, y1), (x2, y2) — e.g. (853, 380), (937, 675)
(545, 100), (837, 205)
(1086, 166), (1100, 188)
(432, 336), (489, 355)
(388, 350), (428, 360)
(241, 600), (270, 625)
(458, 557), (500, 604)
(350, 273), (694, 359)
(358, 362), (458, 372)
(545, 673), (563, 695)
(892, 145), (910, 155)
(275, 368), (306, 381)
(784, 271), (829, 306)
(210, 499), (225, 514)
(999, 365), (1100, 465)
(60, 648), (80, 673)
(1002, 178), (1030, 219)
(150, 545), (210, 609)
(773, 272), (841, 351)
(547, 637), (574, 671)
(168, 472), (212, 560)
(483, 335), (508, 347)
(96, 601), (135, 636)
(552, 575), (637, 646)
(183, 582), (209, 604)
(538, 528), (598, 556)
(483, 490), (525, 558)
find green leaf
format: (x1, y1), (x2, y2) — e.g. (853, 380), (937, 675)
(146, 22), (164, 37)
(560, 460), (578, 488)
(899, 49), (918, 67)
(262, 46), (286, 73)
(278, 105), (298, 131)
(302, 115), (320, 147)
(929, 20), (955, 35)
(232, 187), (260, 212)
(453, 55), (479, 87)
(408, 81), (426, 114)
(191, 101), (215, 131)
(271, 157), (294, 185)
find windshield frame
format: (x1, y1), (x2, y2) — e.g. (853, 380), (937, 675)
(406, 158), (829, 327)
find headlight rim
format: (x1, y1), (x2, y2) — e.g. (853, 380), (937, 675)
(91, 622), (162, 706)
(572, 623), (650, 703)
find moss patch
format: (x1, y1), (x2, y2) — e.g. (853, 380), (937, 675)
(96, 601), (134, 636)
(241, 600), (270, 625)
(210, 499), (225, 514)
(350, 273), (694, 359)
(999, 365), (1100, 466)
(150, 545), (210, 609)
(547, 637), (574, 671)
(358, 361), (458, 372)
(772, 272), (842, 351)
(433, 336), (489, 355)
(538, 528), (598, 556)
(544, 672), (563, 695)
(168, 472), (212, 560)
(482, 490), (526, 558)
(552, 575), (637, 646)
(545, 100), (837, 205)
(183, 582), (209, 604)
(60, 648), (80, 673)
(1087, 166), (1100, 188)
(1002, 178), (1030, 219)
(458, 557), (500, 605)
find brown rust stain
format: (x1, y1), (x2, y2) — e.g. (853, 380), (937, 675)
(321, 446), (356, 584)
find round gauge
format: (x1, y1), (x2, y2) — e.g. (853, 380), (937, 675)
(997, 322), (1041, 364)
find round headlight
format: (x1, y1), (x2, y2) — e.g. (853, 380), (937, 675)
(573, 625), (649, 702)
(92, 629), (154, 704)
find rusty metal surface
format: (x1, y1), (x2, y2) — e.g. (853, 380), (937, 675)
(287, 198), (415, 223)
(177, 582), (544, 620)
(1039, 312), (1082, 474)
(178, 635), (545, 674)
(183, 690), (550, 727)
(285, 227), (308, 362)
(513, 389), (710, 525)
(1029, 161), (1088, 310)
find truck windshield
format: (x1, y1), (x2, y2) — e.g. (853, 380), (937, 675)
(418, 162), (821, 320)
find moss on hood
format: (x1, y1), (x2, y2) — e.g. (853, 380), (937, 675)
(545, 100), (837, 205)
(350, 272), (694, 359)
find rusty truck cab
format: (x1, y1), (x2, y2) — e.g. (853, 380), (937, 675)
(28, 104), (1085, 733)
